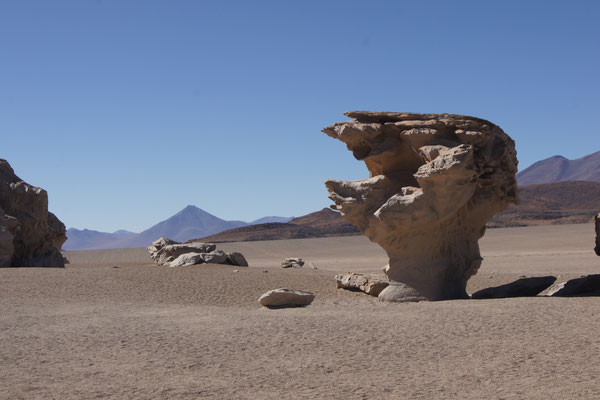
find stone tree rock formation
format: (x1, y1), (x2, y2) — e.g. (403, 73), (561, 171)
(0, 159), (67, 267)
(323, 112), (518, 301)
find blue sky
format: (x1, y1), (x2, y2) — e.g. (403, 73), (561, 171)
(1, 0), (599, 232)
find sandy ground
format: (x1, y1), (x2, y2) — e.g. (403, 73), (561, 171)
(1, 223), (599, 399)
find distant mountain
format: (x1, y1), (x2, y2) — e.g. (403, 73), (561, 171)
(249, 216), (294, 224)
(517, 151), (600, 185)
(191, 208), (359, 243)
(112, 229), (137, 236)
(63, 206), (292, 250)
(489, 181), (600, 227)
(63, 228), (128, 251)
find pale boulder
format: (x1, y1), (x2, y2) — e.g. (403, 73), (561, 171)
(201, 250), (228, 264)
(335, 272), (389, 296)
(147, 238), (216, 266)
(323, 112), (518, 301)
(170, 252), (204, 267)
(258, 288), (315, 308)
(377, 283), (426, 303)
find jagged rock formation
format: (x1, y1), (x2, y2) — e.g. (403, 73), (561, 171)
(258, 288), (315, 308)
(0, 159), (66, 267)
(335, 273), (389, 296)
(323, 112), (518, 301)
(147, 237), (248, 267)
(595, 213), (599, 256)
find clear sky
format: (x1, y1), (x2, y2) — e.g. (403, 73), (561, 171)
(1, 0), (599, 232)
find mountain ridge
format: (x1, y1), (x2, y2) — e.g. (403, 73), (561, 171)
(517, 150), (600, 185)
(63, 206), (292, 250)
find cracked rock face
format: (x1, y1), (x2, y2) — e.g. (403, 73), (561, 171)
(323, 112), (518, 301)
(0, 159), (67, 267)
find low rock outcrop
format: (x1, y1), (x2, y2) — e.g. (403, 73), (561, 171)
(0, 159), (66, 267)
(147, 237), (248, 267)
(323, 112), (518, 301)
(595, 213), (599, 256)
(471, 276), (556, 299)
(547, 274), (600, 297)
(335, 272), (389, 296)
(258, 288), (315, 308)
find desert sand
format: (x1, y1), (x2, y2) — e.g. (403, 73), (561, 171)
(1, 223), (599, 399)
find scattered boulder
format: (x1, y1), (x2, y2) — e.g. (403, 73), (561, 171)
(0, 159), (67, 267)
(147, 237), (248, 267)
(335, 272), (389, 296)
(547, 274), (600, 297)
(378, 282), (426, 303)
(595, 213), (599, 256)
(258, 288), (315, 308)
(323, 112), (518, 300)
(227, 252), (248, 267)
(170, 252), (204, 267)
(282, 257), (304, 268)
(471, 276), (556, 299)
(201, 250), (228, 264)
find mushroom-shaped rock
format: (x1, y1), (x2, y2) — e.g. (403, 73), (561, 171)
(471, 276), (556, 299)
(323, 112), (518, 301)
(258, 288), (315, 308)
(335, 272), (389, 296)
(0, 159), (67, 267)
(595, 213), (599, 256)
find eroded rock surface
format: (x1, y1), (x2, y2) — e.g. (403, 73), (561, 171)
(258, 288), (315, 308)
(595, 213), (599, 256)
(147, 237), (248, 267)
(0, 159), (66, 267)
(335, 272), (389, 296)
(323, 112), (518, 300)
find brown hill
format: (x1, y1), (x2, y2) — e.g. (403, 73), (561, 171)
(489, 181), (600, 227)
(191, 208), (359, 243)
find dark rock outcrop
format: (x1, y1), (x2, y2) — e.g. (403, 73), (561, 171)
(0, 159), (66, 267)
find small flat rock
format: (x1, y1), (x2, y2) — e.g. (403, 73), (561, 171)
(335, 272), (389, 296)
(471, 276), (557, 299)
(258, 288), (315, 308)
(378, 283), (426, 303)
(547, 274), (600, 297)
(282, 258), (304, 268)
